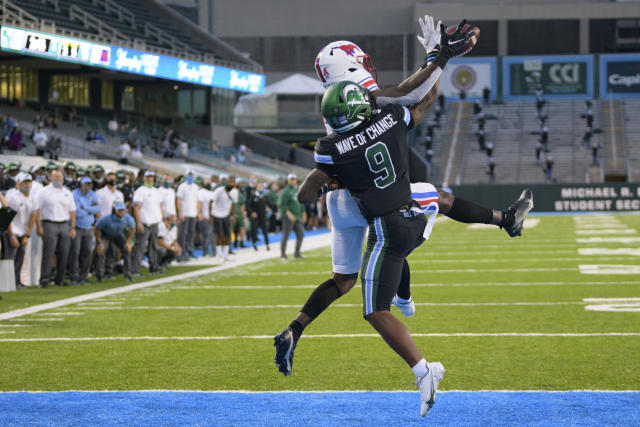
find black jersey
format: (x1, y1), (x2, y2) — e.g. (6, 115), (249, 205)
(314, 104), (414, 219)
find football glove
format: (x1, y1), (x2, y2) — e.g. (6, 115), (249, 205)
(416, 14), (442, 55)
(433, 19), (475, 69)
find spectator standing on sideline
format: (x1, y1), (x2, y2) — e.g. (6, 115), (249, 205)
(69, 177), (101, 284)
(96, 172), (125, 218)
(247, 181), (270, 251)
(2, 173), (36, 288)
(95, 202), (135, 281)
(158, 175), (177, 220)
(267, 182), (281, 233)
(196, 177), (214, 256)
(233, 180), (247, 249)
(36, 169), (76, 287)
(210, 175), (237, 261)
(176, 170), (200, 259)
(119, 139), (131, 164)
(132, 171), (165, 275)
(279, 173), (305, 260)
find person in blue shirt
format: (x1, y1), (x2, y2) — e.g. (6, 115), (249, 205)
(94, 202), (135, 281)
(69, 176), (101, 284)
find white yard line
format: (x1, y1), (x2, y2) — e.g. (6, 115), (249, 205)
(2, 332), (639, 343)
(0, 233), (332, 321)
(249, 268), (577, 275)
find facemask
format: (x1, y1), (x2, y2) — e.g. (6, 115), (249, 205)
(106, 180), (116, 186)
(163, 182), (171, 188)
(145, 181), (153, 188)
(35, 175), (45, 183)
(226, 185), (233, 191)
(52, 181), (63, 188)
(186, 176), (194, 184)
(20, 187), (30, 195)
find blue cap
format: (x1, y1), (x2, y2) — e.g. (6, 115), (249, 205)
(80, 176), (92, 184)
(114, 202), (127, 211)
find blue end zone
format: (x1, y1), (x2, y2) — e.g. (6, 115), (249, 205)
(1, 391), (638, 426)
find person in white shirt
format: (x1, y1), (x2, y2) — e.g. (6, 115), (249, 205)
(2, 173), (37, 288)
(33, 128), (48, 157)
(196, 177), (214, 256)
(131, 170), (165, 275)
(176, 170), (200, 259)
(210, 175), (237, 260)
(36, 169), (76, 287)
(158, 175), (177, 220)
(157, 219), (181, 270)
(119, 139), (131, 164)
(96, 172), (125, 218)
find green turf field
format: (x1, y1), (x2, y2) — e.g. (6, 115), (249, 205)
(1, 214), (639, 392)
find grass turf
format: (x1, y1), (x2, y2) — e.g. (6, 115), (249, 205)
(1, 214), (639, 391)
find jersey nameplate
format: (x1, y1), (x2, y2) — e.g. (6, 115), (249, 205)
(334, 113), (398, 155)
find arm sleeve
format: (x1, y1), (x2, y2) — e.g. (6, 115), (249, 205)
(376, 67), (442, 107)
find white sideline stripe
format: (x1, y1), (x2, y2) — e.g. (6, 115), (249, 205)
(0, 324), (29, 327)
(34, 312), (84, 316)
(250, 268), (576, 275)
(0, 331), (16, 334)
(77, 302), (123, 306)
(443, 101), (464, 186)
(167, 281), (640, 290)
(583, 297), (640, 302)
(8, 318), (64, 322)
(1, 389), (638, 394)
(2, 333), (639, 342)
(577, 237), (640, 243)
(63, 301), (589, 311)
(0, 232), (333, 321)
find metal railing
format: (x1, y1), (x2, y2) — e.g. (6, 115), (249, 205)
(41, 0), (59, 11)
(143, 22), (199, 56)
(91, 0), (135, 28)
(69, 5), (131, 46)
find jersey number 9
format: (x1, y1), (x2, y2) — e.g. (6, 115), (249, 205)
(365, 142), (397, 189)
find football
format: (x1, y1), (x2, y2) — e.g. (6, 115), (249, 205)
(445, 23), (480, 57)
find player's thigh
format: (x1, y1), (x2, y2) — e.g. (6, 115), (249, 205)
(331, 225), (367, 275)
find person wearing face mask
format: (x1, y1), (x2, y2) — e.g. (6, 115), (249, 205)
(247, 181), (270, 251)
(95, 202), (135, 282)
(96, 172), (125, 218)
(158, 174), (177, 223)
(63, 162), (78, 191)
(176, 170), (200, 259)
(210, 175), (237, 261)
(36, 169), (76, 287)
(92, 164), (106, 190)
(196, 177), (214, 257)
(69, 177), (101, 284)
(2, 173), (37, 288)
(131, 170), (166, 276)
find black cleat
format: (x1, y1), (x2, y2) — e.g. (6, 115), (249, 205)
(273, 328), (296, 376)
(504, 189), (534, 237)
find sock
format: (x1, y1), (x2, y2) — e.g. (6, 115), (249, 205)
(412, 358), (429, 378)
(499, 210), (515, 228)
(216, 245), (222, 256)
(396, 295), (412, 304)
(289, 319), (305, 342)
(223, 245), (229, 258)
(446, 197), (493, 224)
(300, 279), (341, 322)
(397, 259), (411, 300)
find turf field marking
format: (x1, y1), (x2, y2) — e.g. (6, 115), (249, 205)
(34, 312), (84, 316)
(8, 318), (64, 322)
(574, 224), (628, 229)
(251, 268), (577, 275)
(575, 229), (636, 235)
(0, 324), (29, 327)
(583, 297), (640, 312)
(579, 264), (640, 275)
(0, 232), (332, 321)
(578, 248), (640, 256)
(2, 332), (639, 342)
(576, 237), (640, 243)
(467, 219), (539, 230)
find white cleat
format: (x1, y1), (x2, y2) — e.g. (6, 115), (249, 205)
(392, 295), (416, 318)
(416, 361), (445, 417)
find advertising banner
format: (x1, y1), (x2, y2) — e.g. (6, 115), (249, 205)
(504, 55), (593, 99)
(451, 183), (640, 212)
(439, 57), (497, 100)
(600, 54), (640, 98)
(0, 25), (265, 93)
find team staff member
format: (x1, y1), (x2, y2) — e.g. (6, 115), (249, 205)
(132, 170), (165, 275)
(210, 175), (237, 261)
(196, 177), (214, 256)
(2, 173), (37, 288)
(157, 218), (181, 270)
(95, 202), (135, 281)
(96, 172), (124, 217)
(69, 177), (101, 284)
(176, 170), (200, 258)
(278, 173), (305, 259)
(36, 169), (76, 287)
(247, 181), (270, 251)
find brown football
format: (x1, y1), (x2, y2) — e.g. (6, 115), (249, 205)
(445, 23), (480, 57)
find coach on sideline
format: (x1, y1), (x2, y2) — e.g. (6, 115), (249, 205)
(132, 170), (165, 276)
(37, 168), (76, 287)
(69, 176), (101, 284)
(95, 202), (135, 281)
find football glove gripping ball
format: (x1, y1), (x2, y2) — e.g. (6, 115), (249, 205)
(433, 19), (475, 69)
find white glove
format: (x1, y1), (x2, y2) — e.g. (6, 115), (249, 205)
(416, 14), (442, 54)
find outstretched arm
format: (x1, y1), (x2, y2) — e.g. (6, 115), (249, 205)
(298, 169), (330, 203)
(374, 63), (442, 108)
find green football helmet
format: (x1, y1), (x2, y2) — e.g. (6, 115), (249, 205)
(321, 81), (373, 133)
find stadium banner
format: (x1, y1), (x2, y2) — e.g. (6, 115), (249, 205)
(450, 183), (640, 213)
(600, 54), (640, 99)
(503, 55), (593, 100)
(439, 57), (497, 100)
(0, 25), (265, 94)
